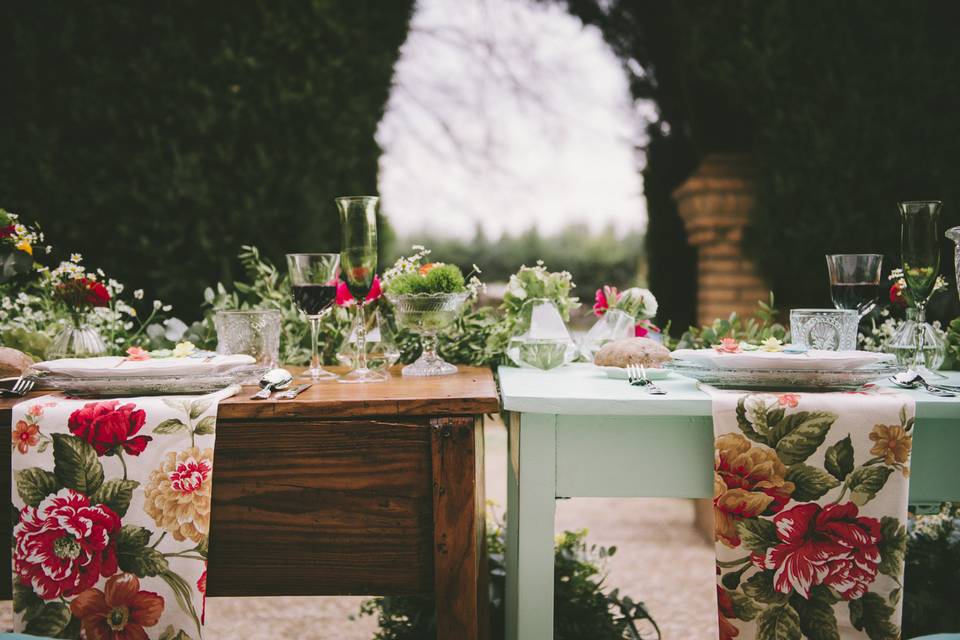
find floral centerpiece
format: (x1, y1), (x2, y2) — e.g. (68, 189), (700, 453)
(383, 246), (483, 376)
(580, 285), (660, 362)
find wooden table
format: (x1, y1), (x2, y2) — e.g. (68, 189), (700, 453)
(0, 366), (499, 640)
(499, 363), (960, 640)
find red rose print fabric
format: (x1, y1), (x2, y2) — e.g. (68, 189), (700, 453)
(11, 386), (237, 639)
(707, 389), (913, 639)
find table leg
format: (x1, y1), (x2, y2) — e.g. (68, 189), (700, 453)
(431, 416), (486, 640)
(505, 412), (557, 640)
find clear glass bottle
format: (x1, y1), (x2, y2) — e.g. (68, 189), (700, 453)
(887, 308), (946, 370)
(49, 314), (108, 359)
(506, 298), (578, 370)
(579, 308), (636, 362)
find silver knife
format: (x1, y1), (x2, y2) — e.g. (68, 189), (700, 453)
(275, 383), (312, 400)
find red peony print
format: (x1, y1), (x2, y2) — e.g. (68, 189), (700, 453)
(70, 572), (164, 640)
(12, 420), (40, 454)
(14, 489), (120, 600)
(68, 400), (151, 456)
(717, 586), (740, 640)
(758, 502), (881, 600)
(170, 457), (212, 494)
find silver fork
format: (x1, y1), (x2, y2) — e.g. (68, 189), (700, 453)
(627, 364), (667, 395)
(0, 376), (36, 397)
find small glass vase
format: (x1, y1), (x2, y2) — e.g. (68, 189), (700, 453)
(386, 292), (469, 377)
(947, 226), (960, 302)
(506, 298), (578, 370)
(49, 315), (108, 359)
(887, 308), (946, 371)
(336, 305), (400, 374)
(579, 308), (636, 362)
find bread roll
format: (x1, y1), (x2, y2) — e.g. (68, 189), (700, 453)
(0, 347), (34, 377)
(594, 337), (671, 368)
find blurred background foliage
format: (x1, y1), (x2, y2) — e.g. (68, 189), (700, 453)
(563, 0), (960, 327)
(0, 0), (412, 315)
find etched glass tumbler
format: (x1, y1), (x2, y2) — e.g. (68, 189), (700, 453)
(789, 309), (858, 351)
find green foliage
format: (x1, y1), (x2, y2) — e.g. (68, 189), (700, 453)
(358, 521), (659, 640)
(902, 503), (960, 638)
(0, 2), (414, 315)
(946, 317), (960, 370)
(387, 264), (466, 295)
(670, 293), (787, 350)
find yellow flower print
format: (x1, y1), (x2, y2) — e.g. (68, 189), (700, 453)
(869, 423), (912, 466)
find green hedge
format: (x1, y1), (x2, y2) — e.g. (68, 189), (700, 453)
(563, 0), (960, 323)
(0, 1), (413, 316)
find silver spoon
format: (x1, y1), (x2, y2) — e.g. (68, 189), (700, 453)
(251, 368), (293, 400)
(889, 370), (955, 397)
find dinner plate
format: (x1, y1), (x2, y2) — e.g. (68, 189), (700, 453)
(663, 360), (901, 391)
(670, 349), (893, 371)
(32, 365), (266, 397)
(31, 354), (257, 378)
(595, 365), (670, 380)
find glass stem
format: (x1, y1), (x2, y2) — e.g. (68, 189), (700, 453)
(309, 315), (321, 375)
(913, 303), (926, 369)
(356, 303), (368, 372)
(421, 333), (438, 363)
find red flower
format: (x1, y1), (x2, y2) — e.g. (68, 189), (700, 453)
(758, 502), (881, 600)
(68, 400), (151, 456)
(55, 277), (111, 311)
(198, 566), (207, 624)
(12, 420), (40, 454)
(71, 572), (164, 640)
(0, 224), (16, 238)
(85, 278), (110, 307)
(593, 286), (618, 317)
(635, 324), (648, 337)
(717, 586), (740, 640)
(889, 281), (907, 306)
(14, 489), (120, 600)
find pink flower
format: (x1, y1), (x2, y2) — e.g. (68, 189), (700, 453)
(125, 346), (151, 361)
(714, 338), (742, 354)
(635, 319), (661, 337)
(14, 490), (120, 600)
(336, 275), (382, 306)
(757, 502), (881, 600)
(593, 285), (619, 316)
(169, 457), (212, 494)
(68, 400), (151, 457)
(778, 394), (800, 408)
(635, 324), (648, 337)
(27, 404), (44, 417)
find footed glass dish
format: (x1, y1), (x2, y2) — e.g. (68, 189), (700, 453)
(386, 291), (469, 376)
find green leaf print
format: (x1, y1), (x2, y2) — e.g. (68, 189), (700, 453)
(791, 586), (839, 640)
(24, 602), (72, 637)
(737, 518), (780, 556)
(877, 516), (907, 579)
(849, 592), (900, 640)
(785, 464), (840, 501)
(773, 411), (837, 465)
(52, 434), (104, 495)
(824, 435), (854, 481)
(756, 603), (801, 640)
(742, 570), (788, 605)
(91, 478), (140, 517)
(847, 466), (893, 507)
(15, 467), (62, 507)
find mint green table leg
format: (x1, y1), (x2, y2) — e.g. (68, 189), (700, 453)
(505, 412), (557, 640)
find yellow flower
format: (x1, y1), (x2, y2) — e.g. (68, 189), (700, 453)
(143, 447), (213, 543)
(869, 423), (911, 465)
(172, 341), (195, 358)
(759, 337), (783, 352)
(15, 239), (32, 255)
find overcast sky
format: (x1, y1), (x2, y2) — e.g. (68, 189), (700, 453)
(377, 0), (651, 240)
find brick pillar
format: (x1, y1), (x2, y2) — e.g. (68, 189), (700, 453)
(672, 153), (768, 325)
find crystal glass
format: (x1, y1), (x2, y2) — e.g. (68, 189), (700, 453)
(579, 308), (636, 362)
(286, 253), (341, 381)
(825, 254), (882, 318)
(899, 200), (942, 372)
(387, 292), (469, 376)
(887, 309), (946, 371)
(337, 196), (385, 383)
(336, 304), (400, 373)
(49, 315), (108, 359)
(505, 298), (578, 370)
(214, 309), (281, 369)
(947, 226), (960, 302)
(789, 308), (858, 351)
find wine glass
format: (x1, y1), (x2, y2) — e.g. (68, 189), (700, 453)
(286, 253), (341, 381)
(899, 200), (942, 373)
(337, 195), (386, 383)
(825, 254), (883, 318)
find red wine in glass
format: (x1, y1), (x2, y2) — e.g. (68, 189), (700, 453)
(293, 284), (337, 316)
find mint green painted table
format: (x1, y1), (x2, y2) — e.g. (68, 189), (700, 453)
(498, 363), (960, 640)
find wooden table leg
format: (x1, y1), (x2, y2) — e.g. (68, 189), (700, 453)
(431, 416), (487, 640)
(505, 412), (556, 640)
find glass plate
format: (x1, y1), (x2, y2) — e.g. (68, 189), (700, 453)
(30, 365), (267, 397)
(663, 361), (902, 391)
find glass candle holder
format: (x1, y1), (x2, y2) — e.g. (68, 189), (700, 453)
(789, 308), (858, 351)
(214, 309), (281, 368)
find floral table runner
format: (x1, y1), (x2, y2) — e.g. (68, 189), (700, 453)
(11, 386), (237, 639)
(709, 387), (913, 640)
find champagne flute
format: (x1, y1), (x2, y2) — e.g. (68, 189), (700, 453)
(899, 200), (942, 373)
(825, 254), (883, 318)
(337, 196), (386, 383)
(286, 253), (341, 380)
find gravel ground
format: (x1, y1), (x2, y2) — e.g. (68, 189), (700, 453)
(1, 418), (715, 639)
